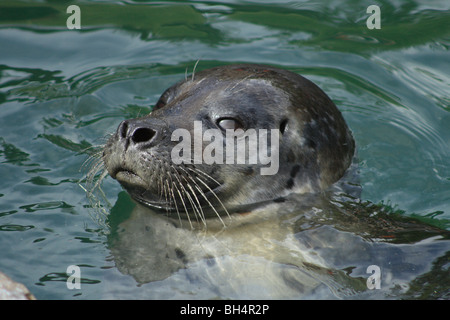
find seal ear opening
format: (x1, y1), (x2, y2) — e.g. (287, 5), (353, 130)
(280, 119), (288, 135)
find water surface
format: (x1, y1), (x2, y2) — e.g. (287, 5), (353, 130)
(0, 0), (449, 299)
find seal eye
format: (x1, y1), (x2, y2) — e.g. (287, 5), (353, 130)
(280, 119), (288, 135)
(217, 118), (244, 131)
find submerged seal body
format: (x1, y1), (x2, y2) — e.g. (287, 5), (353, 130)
(102, 64), (354, 222)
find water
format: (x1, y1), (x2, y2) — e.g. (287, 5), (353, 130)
(0, 0), (449, 300)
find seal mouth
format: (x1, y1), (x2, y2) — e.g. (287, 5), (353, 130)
(113, 168), (148, 189)
(108, 162), (226, 212)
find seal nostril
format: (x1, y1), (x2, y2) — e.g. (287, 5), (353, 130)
(132, 127), (156, 144)
(119, 121), (129, 139)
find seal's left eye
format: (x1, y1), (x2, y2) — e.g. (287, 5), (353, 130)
(217, 118), (243, 131)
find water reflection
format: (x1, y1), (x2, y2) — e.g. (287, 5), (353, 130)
(104, 187), (450, 299)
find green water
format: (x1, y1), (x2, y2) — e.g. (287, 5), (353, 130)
(0, 0), (449, 299)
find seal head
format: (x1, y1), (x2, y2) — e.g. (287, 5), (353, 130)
(102, 64), (354, 218)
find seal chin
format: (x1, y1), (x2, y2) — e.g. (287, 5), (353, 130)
(134, 183), (225, 213)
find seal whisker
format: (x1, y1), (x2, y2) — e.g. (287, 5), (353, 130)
(192, 173), (231, 221)
(168, 180), (183, 226)
(82, 165), (111, 229)
(173, 182), (193, 229)
(81, 147), (113, 225)
(192, 180), (227, 227)
(81, 150), (103, 173)
(177, 166), (227, 227)
(179, 168), (211, 227)
(226, 74), (253, 92)
(182, 167), (230, 219)
(182, 183), (202, 225)
(170, 166), (196, 228)
(83, 152), (104, 182)
(85, 162), (100, 186)
(163, 164), (184, 226)
(162, 167), (174, 211)
(90, 169), (109, 194)
(89, 155), (104, 173)
(177, 170), (205, 226)
(185, 167), (221, 188)
(85, 157), (107, 193)
(191, 59), (200, 82)
(81, 143), (105, 158)
(168, 178), (193, 228)
(145, 154), (166, 205)
(185, 181), (207, 227)
(162, 177), (171, 216)
(161, 165), (173, 216)
(172, 164), (208, 227)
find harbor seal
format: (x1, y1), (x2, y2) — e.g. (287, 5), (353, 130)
(101, 64), (355, 225)
(93, 64), (450, 299)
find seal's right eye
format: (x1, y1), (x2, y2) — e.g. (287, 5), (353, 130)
(280, 119), (288, 135)
(217, 118), (244, 131)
